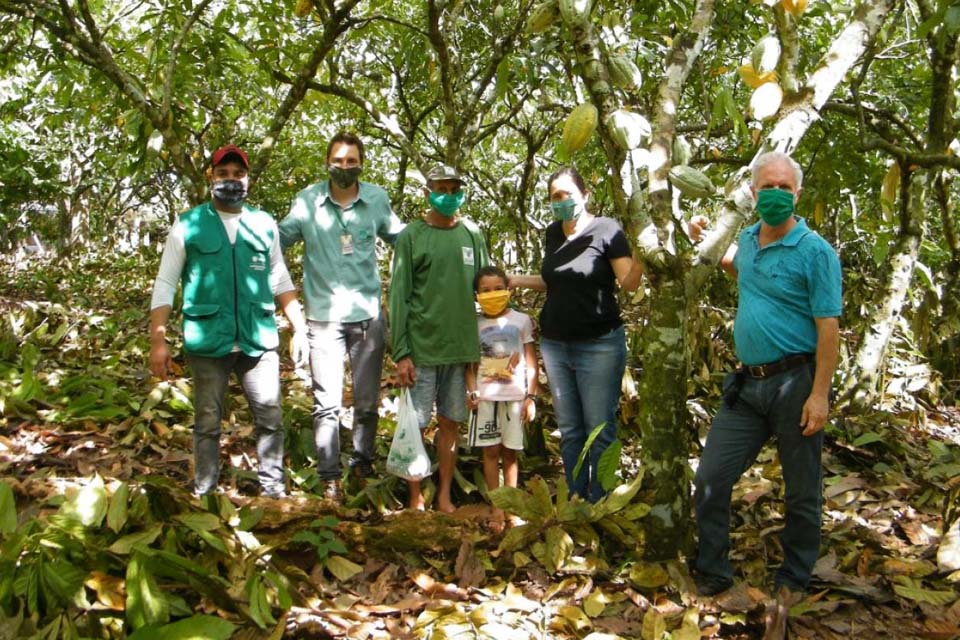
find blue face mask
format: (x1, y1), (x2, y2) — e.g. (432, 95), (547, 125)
(550, 197), (578, 221)
(429, 190), (465, 217)
(756, 188), (795, 226)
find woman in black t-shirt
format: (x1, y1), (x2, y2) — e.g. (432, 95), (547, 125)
(510, 167), (643, 502)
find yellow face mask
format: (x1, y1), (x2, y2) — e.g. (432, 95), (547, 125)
(477, 289), (511, 316)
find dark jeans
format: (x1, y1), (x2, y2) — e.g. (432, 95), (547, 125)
(694, 363), (824, 591)
(187, 350), (284, 496)
(308, 317), (385, 480)
(541, 325), (626, 502)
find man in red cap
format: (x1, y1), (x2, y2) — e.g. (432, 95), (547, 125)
(149, 144), (309, 498)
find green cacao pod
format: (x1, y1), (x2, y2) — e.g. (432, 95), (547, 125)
(527, 0), (559, 33)
(750, 34), (781, 74)
(608, 55), (642, 90)
(559, 0), (592, 27)
(672, 135), (692, 166)
(606, 109), (651, 151)
(562, 103), (598, 153)
(668, 165), (715, 199)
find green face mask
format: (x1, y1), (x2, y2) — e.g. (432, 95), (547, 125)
(550, 197), (578, 221)
(429, 190), (465, 217)
(756, 188), (795, 226)
(328, 166), (361, 189)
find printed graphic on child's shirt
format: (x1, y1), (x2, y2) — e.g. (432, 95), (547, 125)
(478, 320), (526, 400)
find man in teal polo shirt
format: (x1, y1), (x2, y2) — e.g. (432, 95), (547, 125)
(694, 152), (842, 607)
(149, 144), (309, 498)
(390, 164), (488, 512)
(279, 132), (404, 502)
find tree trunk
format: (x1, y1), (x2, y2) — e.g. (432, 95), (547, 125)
(842, 173), (927, 409)
(635, 273), (694, 558)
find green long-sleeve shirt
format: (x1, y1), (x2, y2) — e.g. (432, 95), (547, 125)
(389, 218), (488, 366)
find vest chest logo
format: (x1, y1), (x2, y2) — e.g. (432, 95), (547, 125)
(249, 253), (268, 271)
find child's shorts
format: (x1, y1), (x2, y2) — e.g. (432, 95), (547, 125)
(467, 400), (523, 450)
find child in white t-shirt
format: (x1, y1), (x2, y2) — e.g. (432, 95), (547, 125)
(465, 266), (539, 529)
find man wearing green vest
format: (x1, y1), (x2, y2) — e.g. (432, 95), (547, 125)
(149, 144), (308, 498)
(279, 132), (405, 502)
(389, 164), (488, 512)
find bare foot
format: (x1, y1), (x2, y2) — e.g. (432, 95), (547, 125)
(408, 494), (426, 511)
(487, 507), (506, 533)
(436, 499), (456, 514)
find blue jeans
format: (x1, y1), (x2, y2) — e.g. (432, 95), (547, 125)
(541, 325), (626, 502)
(308, 317), (386, 480)
(187, 350), (284, 496)
(694, 363), (823, 591)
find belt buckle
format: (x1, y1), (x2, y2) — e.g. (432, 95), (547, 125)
(748, 364), (766, 378)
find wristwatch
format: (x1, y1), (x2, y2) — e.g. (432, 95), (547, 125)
(525, 393), (536, 402)
(468, 391), (478, 401)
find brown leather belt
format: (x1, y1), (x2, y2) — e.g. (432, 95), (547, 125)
(742, 353), (815, 379)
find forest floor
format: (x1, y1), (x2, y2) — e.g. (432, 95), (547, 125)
(0, 251), (958, 639)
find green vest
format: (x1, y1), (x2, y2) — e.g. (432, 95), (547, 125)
(180, 202), (278, 357)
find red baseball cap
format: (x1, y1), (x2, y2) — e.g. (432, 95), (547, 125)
(211, 144), (249, 168)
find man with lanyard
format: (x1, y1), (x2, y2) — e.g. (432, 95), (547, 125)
(279, 132), (404, 502)
(149, 144), (308, 498)
(389, 164), (488, 512)
(693, 152), (842, 614)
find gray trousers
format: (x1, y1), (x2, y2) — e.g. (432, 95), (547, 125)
(308, 317), (385, 480)
(187, 350), (284, 496)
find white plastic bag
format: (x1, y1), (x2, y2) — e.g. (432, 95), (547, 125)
(385, 389), (432, 481)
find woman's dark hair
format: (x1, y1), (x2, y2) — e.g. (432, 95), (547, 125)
(473, 265), (508, 292)
(547, 166), (587, 195)
(326, 131), (365, 164)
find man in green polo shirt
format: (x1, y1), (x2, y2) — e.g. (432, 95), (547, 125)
(279, 132), (404, 502)
(149, 144), (308, 499)
(389, 164), (488, 512)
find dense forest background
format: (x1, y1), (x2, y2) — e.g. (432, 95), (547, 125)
(0, 0), (959, 638)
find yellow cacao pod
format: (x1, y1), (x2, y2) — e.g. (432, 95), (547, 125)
(562, 103), (598, 153)
(527, 0), (559, 33)
(606, 109), (651, 151)
(737, 64), (777, 89)
(781, 0), (808, 17)
(668, 165), (715, 199)
(294, 0), (312, 17)
(608, 55), (642, 90)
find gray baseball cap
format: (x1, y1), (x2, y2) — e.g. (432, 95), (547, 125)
(425, 164), (463, 184)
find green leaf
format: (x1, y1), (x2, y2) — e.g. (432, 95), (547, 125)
(107, 482), (129, 533)
(892, 578), (956, 605)
(528, 476), (555, 522)
(0, 481), (17, 534)
(246, 575), (275, 629)
(497, 523), (541, 553)
(572, 421), (607, 481)
(126, 615), (236, 640)
(641, 606), (666, 640)
(108, 524), (163, 555)
(40, 560), (84, 604)
(596, 439), (622, 491)
(595, 474), (644, 517)
(126, 553), (170, 629)
(543, 525), (574, 574)
(175, 512), (222, 533)
(62, 475), (107, 528)
(326, 555), (364, 582)
(629, 562), (670, 589)
(489, 486), (540, 522)
(851, 432), (884, 447)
